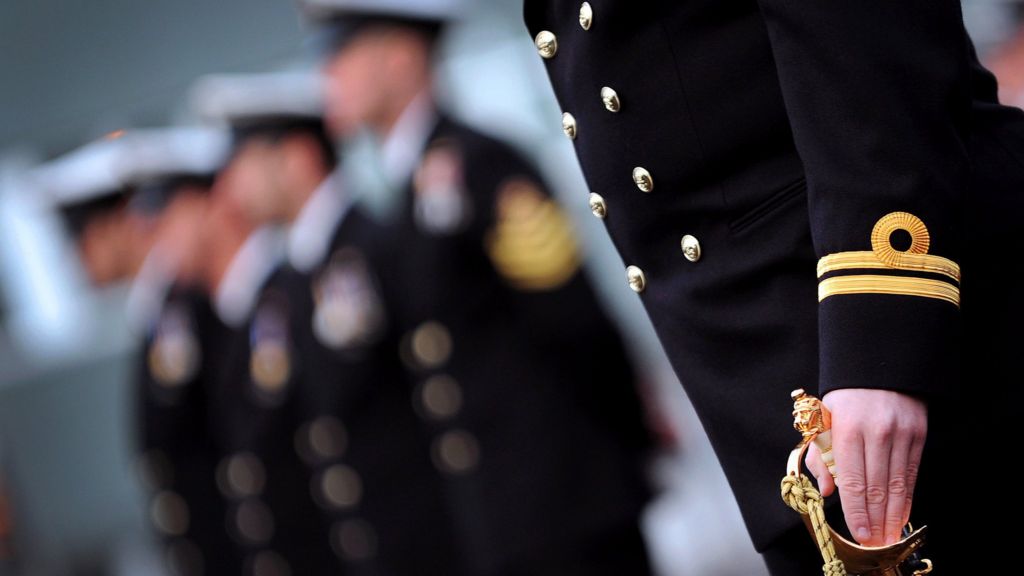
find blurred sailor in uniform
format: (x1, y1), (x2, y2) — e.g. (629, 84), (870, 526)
(191, 73), (325, 576)
(193, 69), (461, 575)
(36, 132), (145, 287)
(114, 126), (240, 576)
(37, 129), (234, 575)
(298, 1), (656, 575)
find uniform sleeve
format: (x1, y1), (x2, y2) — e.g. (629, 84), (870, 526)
(754, 0), (971, 398)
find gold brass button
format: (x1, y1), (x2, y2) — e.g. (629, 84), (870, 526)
(579, 2), (593, 30)
(625, 266), (647, 293)
(217, 453), (266, 499)
(302, 416), (347, 462)
(681, 235), (702, 262)
(418, 374), (463, 420)
(317, 464), (363, 510)
(150, 491), (190, 536)
(589, 193), (607, 219)
(561, 112), (577, 140)
(432, 430), (481, 475)
(535, 31), (558, 59)
(233, 499), (274, 544)
(409, 321), (452, 369)
(600, 87), (621, 113)
(632, 167), (653, 192)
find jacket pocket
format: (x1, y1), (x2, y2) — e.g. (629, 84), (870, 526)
(728, 177), (807, 234)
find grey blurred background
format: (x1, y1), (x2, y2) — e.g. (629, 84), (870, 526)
(1, 1), (1021, 574)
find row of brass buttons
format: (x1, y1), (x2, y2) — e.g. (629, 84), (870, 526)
(534, 3), (703, 295)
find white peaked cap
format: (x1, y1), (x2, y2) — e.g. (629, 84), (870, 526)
(35, 132), (129, 208)
(190, 71), (325, 127)
(297, 0), (464, 23)
(115, 126), (230, 186)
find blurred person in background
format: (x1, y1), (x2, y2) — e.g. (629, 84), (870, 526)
(190, 73), (309, 576)
(217, 74), (462, 574)
(35, 133), (146, 288)
(300, 1), (657, 575)
(524, 0), (1024, 573)
(191, 70), (463, 575)
(116, 127), (242, 576)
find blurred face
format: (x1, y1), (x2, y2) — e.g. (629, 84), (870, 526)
(155, 187), (208, 285)
(78, 209), (133, 286)
(323, 31), (390, 138)
(322, 26), (432, 138)
(213, 138), (282, 226)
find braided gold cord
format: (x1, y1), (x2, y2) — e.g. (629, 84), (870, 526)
(781, 474), (848, 576)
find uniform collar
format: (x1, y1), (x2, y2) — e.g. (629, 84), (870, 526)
(214, 226), (286, 328)
(287, 171), (350, 274)
(124, 247), (175, 335)
(380, 91), (439, 188)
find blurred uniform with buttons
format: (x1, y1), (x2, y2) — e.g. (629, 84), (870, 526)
(192, 73), (336, 576)
(116, 127), (239, 576)
(36, 129), (237, 576)
(300, 1), (657, 575)
(523, 1), (1024, 573)
(259, 76), (462, 576)
(192, 71), (461, 575)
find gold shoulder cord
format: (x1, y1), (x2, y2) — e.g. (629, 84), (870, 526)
(782, 390), (934, 576)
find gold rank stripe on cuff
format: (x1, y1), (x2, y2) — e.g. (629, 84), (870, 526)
(818, 275), (960, 307)
(816, 212), (961, 306)
(816, 251), (961, 282)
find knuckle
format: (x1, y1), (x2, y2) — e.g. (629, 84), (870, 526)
(869, 423), (894, 443)
(893, 418), (915, 436)
(865, 485), (888, 505)
(840, 477), (867, 497)
(887, 476), (908, 496)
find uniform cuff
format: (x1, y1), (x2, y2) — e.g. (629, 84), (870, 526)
(816, 212), (960, 399)
(818, 288), (960, 400)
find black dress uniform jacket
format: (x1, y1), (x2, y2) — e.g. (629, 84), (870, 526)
(524, 0), (1022, 565)
(137, 287), (240, 576)
(284, 206), (461, 576)
(210, 270), (339, 576)
(387, 115), (653, 576)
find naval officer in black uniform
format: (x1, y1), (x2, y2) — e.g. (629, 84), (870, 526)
(39, 128), (237, 576)
(299, 1), (657, 575)
(193, 71), (461, 575)
(193, 72), (342, 576)
(116, 127), (239, 576)
(523, 1), (1024, 573)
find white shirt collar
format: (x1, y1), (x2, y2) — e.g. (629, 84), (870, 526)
(287, 171), (350, 274)
(214, 226), (286, 328)
(380, 92), (439, 188)
(124, 247), (175, 335)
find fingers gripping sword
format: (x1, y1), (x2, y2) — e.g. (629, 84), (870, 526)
(784, 389), (934, 576)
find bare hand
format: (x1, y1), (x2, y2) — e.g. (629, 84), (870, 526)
(804, 389), (927, 546)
